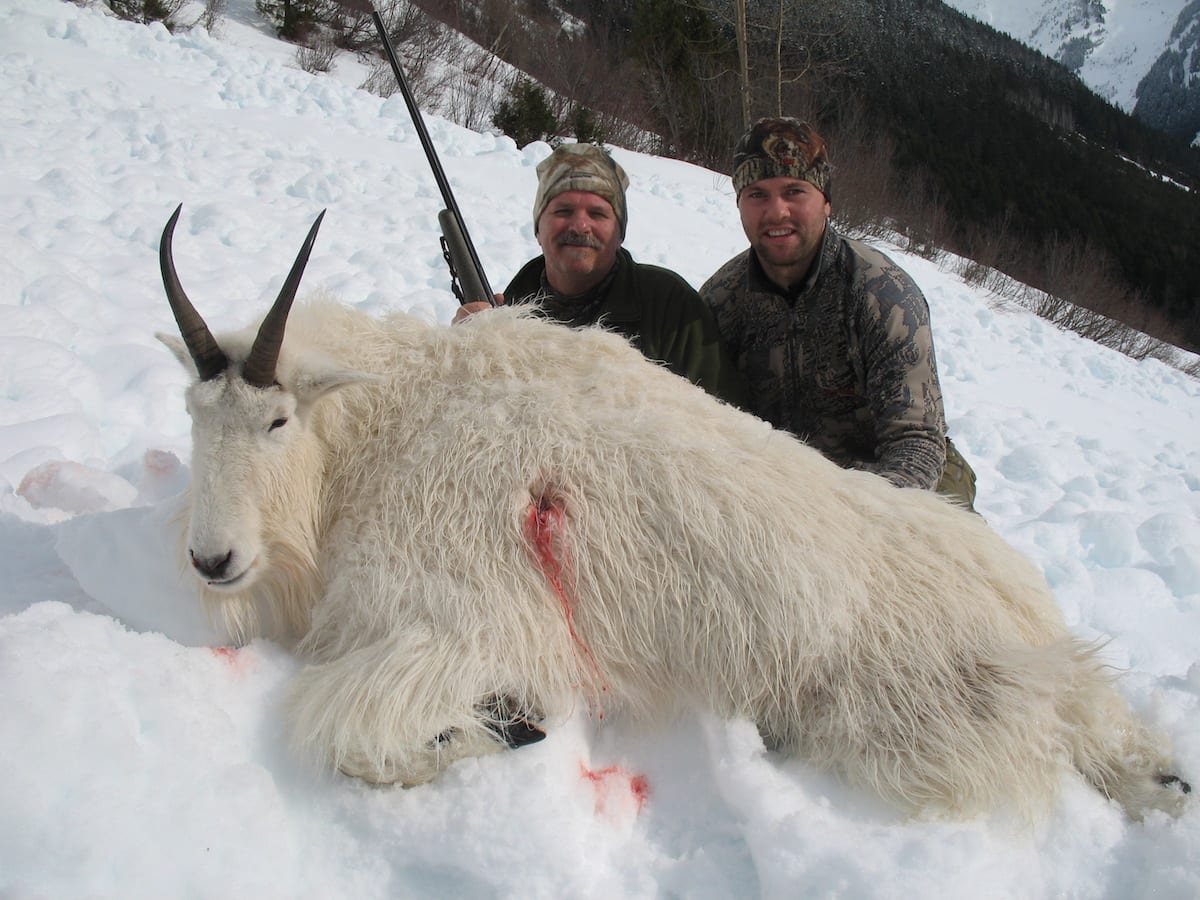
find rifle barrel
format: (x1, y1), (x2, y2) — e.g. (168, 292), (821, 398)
(370, 9), (495, 304)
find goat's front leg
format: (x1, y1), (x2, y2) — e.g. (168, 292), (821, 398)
(286, 625), (509, 785)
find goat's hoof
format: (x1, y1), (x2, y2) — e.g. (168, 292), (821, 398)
(479, 694), (547, 749)
(1158, 773), (1192, 794)
(488, 716), (546, 748)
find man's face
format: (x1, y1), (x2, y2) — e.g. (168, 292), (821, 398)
(536, 190), (622, 296)
(737, 176), (831, 290)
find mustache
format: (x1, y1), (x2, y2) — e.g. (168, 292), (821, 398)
(556, 231), (602, 249)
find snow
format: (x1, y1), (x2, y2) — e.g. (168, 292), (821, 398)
(944, 0), (1190, 111)
(2, 1), (1199, 897)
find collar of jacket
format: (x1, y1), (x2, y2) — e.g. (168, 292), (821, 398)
(538, 246), (639, 324)
(747, 220), (837, 303)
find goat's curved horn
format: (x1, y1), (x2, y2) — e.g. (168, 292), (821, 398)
(242, 210), (326, 389)
(160, 204), (229, 381)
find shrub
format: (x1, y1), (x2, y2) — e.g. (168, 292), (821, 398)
(569, 105), (606, 145)
(296, 38), (338, 73)
(493, 77), (558, 147)
(198, 0), (228, 34)
(256, 0), (322, 44)
(106, 0), (186, 27)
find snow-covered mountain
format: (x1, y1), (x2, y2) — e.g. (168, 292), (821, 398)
(944, 0), (1200, 144)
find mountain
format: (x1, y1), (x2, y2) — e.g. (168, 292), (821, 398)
(1134, 1), (1200, 143)
(416, 0), (1200, 349)
(943, 0), (1200, 145)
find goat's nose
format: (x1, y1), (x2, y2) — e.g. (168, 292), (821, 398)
(190, 549), (233, 580)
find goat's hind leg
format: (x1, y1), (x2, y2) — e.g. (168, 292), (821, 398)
(286, 628), (507, 785)
(1062, 645), (1190, 819)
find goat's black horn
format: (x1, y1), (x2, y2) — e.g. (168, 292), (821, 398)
(242, 210), (326, 389)
(160, 204), (229, 381)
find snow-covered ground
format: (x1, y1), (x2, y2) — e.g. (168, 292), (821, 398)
(2, 1), (1198, 897)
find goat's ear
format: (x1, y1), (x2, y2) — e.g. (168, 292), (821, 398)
(293, 364), (381, 405)
(156, 332), (198, 377)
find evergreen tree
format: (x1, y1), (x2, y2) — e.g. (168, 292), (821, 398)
(493, 78), (559, 147)
(106, 0), (186, 27)
(256, 0), (326, 43)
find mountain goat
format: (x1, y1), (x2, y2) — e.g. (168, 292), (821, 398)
(158, 206), (1189, 820)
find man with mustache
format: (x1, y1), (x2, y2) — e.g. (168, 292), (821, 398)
(701, 118), (976, 509)
(454, 142), (746, 408)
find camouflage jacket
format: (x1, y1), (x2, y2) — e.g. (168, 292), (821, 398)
(699, 223), (946, 489)
(506, 248), (748, 409)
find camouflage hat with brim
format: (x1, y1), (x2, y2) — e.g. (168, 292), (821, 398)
(533, 143), (630, 236)
(732, 117), (831, 200)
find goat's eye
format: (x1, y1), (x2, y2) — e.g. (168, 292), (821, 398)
(269, 417), (288, 432)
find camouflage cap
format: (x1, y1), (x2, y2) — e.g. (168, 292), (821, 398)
(533, 143), (630, 236)
(732, 117), (832, 200)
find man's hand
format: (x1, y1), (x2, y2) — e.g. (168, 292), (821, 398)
(452, 294), (505, 325)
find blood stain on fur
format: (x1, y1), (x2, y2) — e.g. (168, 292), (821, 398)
(525, 484), (605, 699)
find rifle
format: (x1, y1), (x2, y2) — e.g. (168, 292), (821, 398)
(349, 2), (496, 307)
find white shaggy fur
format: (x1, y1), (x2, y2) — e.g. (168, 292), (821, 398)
(163, 296), (1187, 820)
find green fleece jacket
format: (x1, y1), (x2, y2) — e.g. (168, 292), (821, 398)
(504, 248), (747, 409)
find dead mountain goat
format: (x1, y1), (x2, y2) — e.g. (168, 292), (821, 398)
(158, 206), (1189, 820)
